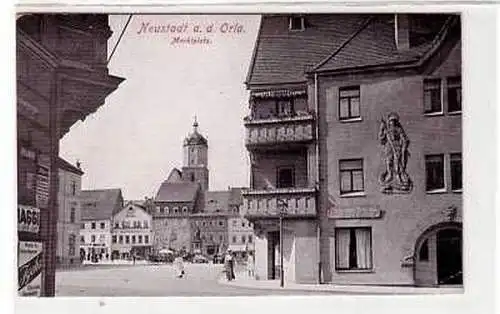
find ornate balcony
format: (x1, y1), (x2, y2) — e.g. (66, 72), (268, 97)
(242, 188), (317, 219)
(244, 114), (315, 149)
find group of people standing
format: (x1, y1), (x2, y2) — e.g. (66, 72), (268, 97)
(172, 249), (255, 281)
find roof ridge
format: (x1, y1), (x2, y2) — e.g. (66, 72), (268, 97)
(416, 15), (459, 67)
(311, 16), (375, 73)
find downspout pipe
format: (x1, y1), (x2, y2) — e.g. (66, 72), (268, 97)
(314, 72), (322, 284)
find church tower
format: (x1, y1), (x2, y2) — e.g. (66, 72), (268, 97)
(182, 117), (209, 191)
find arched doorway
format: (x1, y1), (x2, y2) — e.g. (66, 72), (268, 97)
(414, 222), (462, 286)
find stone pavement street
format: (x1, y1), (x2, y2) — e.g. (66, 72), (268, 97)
(55, 263), (337, 296)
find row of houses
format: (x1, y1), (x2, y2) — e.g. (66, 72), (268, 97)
(242, 13), (462, 287)
(56, 120), (255, 265)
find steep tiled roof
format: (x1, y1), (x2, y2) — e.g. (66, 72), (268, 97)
(228, 187), (247, 206)
(204, 191), (231, 213)
(155, 181), (199, 203)
(313, 15), (452, 72)
(58, 157), (84, 175)
(246, 14), (369, 86)
(81, 188), (123, 221)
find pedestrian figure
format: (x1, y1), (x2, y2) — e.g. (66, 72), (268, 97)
(174, 255), (185, 278)
(247, 252), (255, 278)
(224, 249), (235, 281)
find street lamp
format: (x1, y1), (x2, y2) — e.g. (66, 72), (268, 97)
(277, 199), (288, 288)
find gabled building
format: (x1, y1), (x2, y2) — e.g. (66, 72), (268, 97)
(152, 120), (252, 259)
(111, 202), (153, 260)
(56, 158), (84, 267)
(243, 14), (462, 286)
(80, 188), (124, 262)
(152, 179), (200, 252)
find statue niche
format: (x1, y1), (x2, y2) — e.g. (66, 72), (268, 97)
(378, 112), (413, 194)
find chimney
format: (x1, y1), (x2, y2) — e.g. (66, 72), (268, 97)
(76, 159), (81, 169)
(394, 14), (410, 50)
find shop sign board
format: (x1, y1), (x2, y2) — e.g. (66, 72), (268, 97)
(18, 241), (43, 297)
(18, 205), (40, 234)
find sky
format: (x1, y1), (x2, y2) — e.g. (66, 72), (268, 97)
(59, 14), (261, 200)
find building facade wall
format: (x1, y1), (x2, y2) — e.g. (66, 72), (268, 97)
(153, 217), (191, 252)
(318, 40), (462, 285)
(227, 216), (255, 253)
(80, 219), (112, 261)
(111, 204), (153, 258)
(190, 216), (228, 255)
(56, 168), (82, 266)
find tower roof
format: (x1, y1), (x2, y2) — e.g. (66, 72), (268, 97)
(184, 116), (207, 146)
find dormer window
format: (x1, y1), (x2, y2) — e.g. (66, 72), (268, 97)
(289, 16), (305, 31)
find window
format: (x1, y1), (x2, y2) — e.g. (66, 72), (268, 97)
(71, 181), (76, 196)
(219, 235), (223, 242)
(174, 207), (179, 214)
(339, 86), (361, 120)
(242, 222), (246, 228)
(289, 16), (305, 31)
(100, 222), (105, 229)
(125, 235), (130, 244)
(80, 235), (84, 243)
(450, 153), (462, 191)
(143, 220), (149, 228)
(219, 221), (224, 226)
(232, 236), (237, 243)
(145, 235), (149, 244)
(447, 76), (462, 113)
(159, 207), (164, 214)
(165, 206), (169, 214)
(191, 173), (195, 182)
(119, 235), (123, 244)
(91, 235), (96, 243)
(138, 235), (143, 244)
(339, 159), (364, 194)
(419, 239), (429, 261)
(132, 235), (136, 244)
(425, 154), (445, 191)
(114, 222), (119, 229)
(277, 167), (294, 188)
(112, 235), (117, 244)
(424, 78), (442, 114)
(81, 223), (85, 229)
(276, 99), (293, 117)
(68, 234), (76, 256)
(69, 207), (76, 223)
(202, 222), (206, 227)
(209, 235), (213, 241)
(248, 235), (253, 243)
(241, 235), (246, 243)
(91, 222), (96, 229)
(182, 207), (188, 213)
(335, 227), (372, 270)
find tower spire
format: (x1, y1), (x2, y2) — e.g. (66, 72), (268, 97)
(193, 115), (198, 132)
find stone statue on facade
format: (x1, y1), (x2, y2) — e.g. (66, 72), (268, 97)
(378, 112), (413, 193)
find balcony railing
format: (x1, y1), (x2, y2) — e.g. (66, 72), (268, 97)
(244, 114), (315, 147)
(242, 187), (317, 218)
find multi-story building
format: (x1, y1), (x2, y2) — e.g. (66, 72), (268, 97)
(152, 120), (249, 258)
(243, 14), (462, 286)
(56, 158), (84, 267)
(80, 189), (124, 262)
(16, 14), (124, 295)
(111, 202), (153, 260)
(227, 216), (255, 258)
